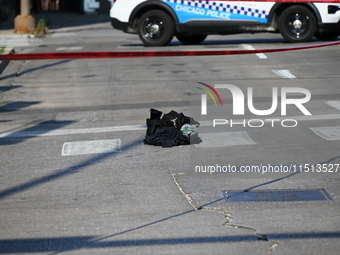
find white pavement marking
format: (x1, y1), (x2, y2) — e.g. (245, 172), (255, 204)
(2, 114), (340, 139)
(0, 124), (146, 139)
(62, 139), (121, 156)
(242, 44), (267, 59)
(310, 126), (340, 141)
(0, 38), (32, 47)
(326, 101), (340, 111)
(272, 70), (296, 79)
(195, 131), (256, 148)
(56, 47), (83, 51)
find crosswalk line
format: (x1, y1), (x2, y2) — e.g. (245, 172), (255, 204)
(195, 131), (256, 148)
(310, 126), (340, 141)
(326, 101), (340, 111)
(1, 113), (340, 140)
(0, 125), (146, 138)
(56, 46), (83, 51)
(272, 70), (296, 79)
(242, 44), (267, 59)
(62, 139), (121, 156)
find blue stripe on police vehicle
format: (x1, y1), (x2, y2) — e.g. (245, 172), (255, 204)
(165, 0), (268, 23)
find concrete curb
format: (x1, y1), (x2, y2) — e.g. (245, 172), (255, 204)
(0, 48), (15, 75)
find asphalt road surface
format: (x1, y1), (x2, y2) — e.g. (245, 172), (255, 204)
(0, 20), (340, 254)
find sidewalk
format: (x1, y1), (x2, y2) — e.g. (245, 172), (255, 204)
(1, 11), (110, 30)
(0, 11), (110, 75)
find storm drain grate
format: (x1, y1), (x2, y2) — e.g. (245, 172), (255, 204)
(223, 189), (333, 202)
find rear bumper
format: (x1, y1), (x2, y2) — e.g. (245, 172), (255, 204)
(111, 18), (135, 33)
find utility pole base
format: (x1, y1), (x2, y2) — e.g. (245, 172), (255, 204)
(14, 15), (35, 33)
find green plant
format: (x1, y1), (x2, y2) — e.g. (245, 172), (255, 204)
(33, 19), (46, 36)
(0, 47), (5, 55)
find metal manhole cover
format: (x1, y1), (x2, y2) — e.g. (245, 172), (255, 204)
(223, 189), (332, 202)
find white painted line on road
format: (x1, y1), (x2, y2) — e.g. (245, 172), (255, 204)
(195, 131), (256, 148)
(326, 101), (340, 111)
(242, 44), (267, 59)
(0, 38), (32, 47)
(62, 139), (121, 156)
(0, 124), (146, 139)
(2, 114), (340, 139)
(256, 53), (267, 59)
(310, 126), (340, 141)
(272, 70), (296, 79)
(56, 47), (83, 51)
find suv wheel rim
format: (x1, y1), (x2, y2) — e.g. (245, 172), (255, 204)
(287, 13), (308, 38)
(144, 18), (163, 39)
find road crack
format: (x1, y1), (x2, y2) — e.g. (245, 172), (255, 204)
(225, 223), (268, 241)
(224, 221), (279, 254)
(170, 171), (199, 210)
(170, 171), (279, 254)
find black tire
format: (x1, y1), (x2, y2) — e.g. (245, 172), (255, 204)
(138, 10), (175, 46)
(176, 34), (207, 45)
(278, 5), (316, 42)
(314, 31), (340, 41)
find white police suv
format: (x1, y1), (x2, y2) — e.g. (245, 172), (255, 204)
(110, 0), (340, 46)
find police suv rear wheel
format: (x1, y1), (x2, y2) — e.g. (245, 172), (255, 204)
(278, 5), (316, 42)
(138, 10), (175, 46)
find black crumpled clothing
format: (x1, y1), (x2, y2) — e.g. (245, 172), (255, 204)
(144, 109), (202, 148)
